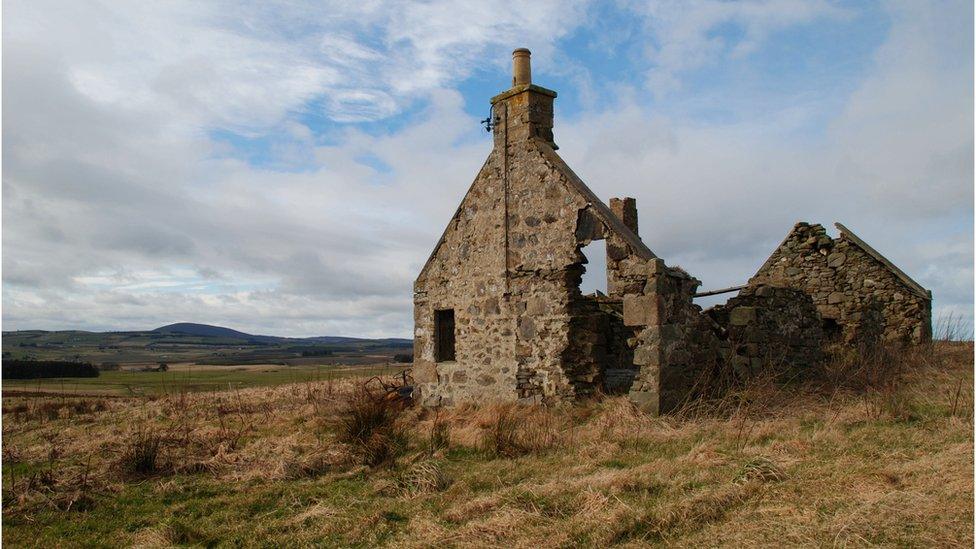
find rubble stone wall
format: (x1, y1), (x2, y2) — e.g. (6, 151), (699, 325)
(621, 259), (726, 413)
(415, 85), (653, 404)
(413, 66), (926, 413)
(750, 223), (931, 345)
(707, 285), (824, 380)
(413, 155), (519, 405)
(565, 297), (634, 397)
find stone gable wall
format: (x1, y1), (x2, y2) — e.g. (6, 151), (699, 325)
(413, 155), (518, 405)
(415, 127), (647, 404)
(750, 223), (931, 345)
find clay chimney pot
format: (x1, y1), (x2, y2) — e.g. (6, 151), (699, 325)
(512, 48), (531, 86)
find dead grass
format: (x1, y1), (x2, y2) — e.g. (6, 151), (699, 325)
(2, 342), (972, 547)
(2, 397), (108, 422)
(478, 403), (568, 458)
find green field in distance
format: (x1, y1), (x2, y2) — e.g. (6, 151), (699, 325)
(2, 363), (405, 396)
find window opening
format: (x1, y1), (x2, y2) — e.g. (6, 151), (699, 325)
(435, 309), (456, 361)
(579, 240), (608, 296)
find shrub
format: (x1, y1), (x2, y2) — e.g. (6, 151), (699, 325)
(935, 311), (973, 342)
(3, 399), (108, 421)
(812, 343), (899, 391)
(677, 341), (923, 419)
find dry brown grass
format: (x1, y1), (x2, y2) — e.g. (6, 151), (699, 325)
(2, 342), (972, 547)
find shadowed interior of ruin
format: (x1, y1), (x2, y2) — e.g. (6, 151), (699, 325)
(568, 237), (636, 396)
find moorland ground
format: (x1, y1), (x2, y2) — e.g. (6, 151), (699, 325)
(2, 342), (972, 547)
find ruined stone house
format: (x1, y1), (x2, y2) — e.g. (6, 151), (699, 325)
(749, 222), (932, 345)
(412, 49), (932, 413)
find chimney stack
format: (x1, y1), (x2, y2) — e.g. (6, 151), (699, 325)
(512, 48), (531, 86)
(610, 197), (638, 236)
(490, 47), (557, 149)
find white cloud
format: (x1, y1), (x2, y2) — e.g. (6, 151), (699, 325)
(2, 0), (971, 337)
(557, 0), (973, 321)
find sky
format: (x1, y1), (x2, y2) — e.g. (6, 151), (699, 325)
(2, 0), (973, 338)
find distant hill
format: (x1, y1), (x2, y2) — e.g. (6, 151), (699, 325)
(150, 323), (410, 346)
(152, 323), (259, 339)
(2, 324), (412, 366)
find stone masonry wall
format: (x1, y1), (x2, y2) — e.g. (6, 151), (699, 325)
(707, 285), (824, 380)
(415, 82), (651, 405)
(413, 154), (518, 406)
(565, 297), (634, 397)
(750, 222), (931, 345)
(621, 258), (725, 413)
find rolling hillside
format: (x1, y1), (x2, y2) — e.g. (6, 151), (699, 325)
(2, 324), (412, 367)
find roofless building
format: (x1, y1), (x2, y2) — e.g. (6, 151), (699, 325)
(412, 49), (932, 411)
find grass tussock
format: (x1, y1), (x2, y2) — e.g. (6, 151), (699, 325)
(612, 481), (761, 543)
(479, 403), (568, 458)
(334, 388), (409, 467)
(119, 430), (163, 476)
(389, 459), (451, 498)
(2, 342), (972, 547)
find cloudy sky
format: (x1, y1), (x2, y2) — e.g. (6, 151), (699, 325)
(3, 0), (972, 338)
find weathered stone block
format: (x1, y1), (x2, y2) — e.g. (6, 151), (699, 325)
(632, 345), (656, 366)
(827, 252), (846, 268)
(518, 317), (537, 339)
(729, 306), (757, 326)
(647, 258), (667, 275)
(623, 294), (663, 327)
(526, 297), (548, 315)
(754, 285), (774, 297)
(606, 243), (629, 261)
(413, 362), (437, 383)
(476, 374), (497, 386)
